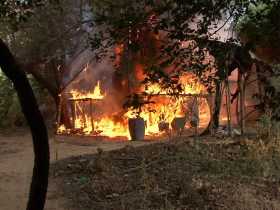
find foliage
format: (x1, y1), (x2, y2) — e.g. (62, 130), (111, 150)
(0, 70), (49, 128)
(257, 63), (280, 134)
(87, 0), (258, 131)
(0, 3), (53, 210)
(263, 65), (280, 120)
(0, 0), (45, 24)
(236, 1), (280, 64)
(270, 64), (280, 88)
(89, 0), (260, 96)
(236, 1), (280, 49)
(11, 0), (87, 63)
(1, 0), (90, 102)
(257, 113), (273, 138)
(0, 71), (18, 127)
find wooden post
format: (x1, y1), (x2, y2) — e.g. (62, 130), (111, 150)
(242, 74), (246, 134)
(81, 101), (87, 128)
(213, 82), (223, 132)
(207, 94), (214, 135)
(189, 96), (199, 137)
(238, 71), (246, 135)
(225, 79), (232, 136)
(194, 96), (199, 137)
(55, 93), (62, 133)
(70, 100), (76, 129)
(90, 99), (94, 133)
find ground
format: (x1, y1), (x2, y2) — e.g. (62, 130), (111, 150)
(53, 136), (280, 210)
(0, 129), (280, 210)
(0, 129), (152, 210)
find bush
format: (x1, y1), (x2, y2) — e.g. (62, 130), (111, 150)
(0, 71), (21, 127)
(0, 71), (50, 128)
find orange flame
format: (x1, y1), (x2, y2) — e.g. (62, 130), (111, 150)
(58, 74), (210, 140)
(145, 74), (205, 95)
(70, 81), (105, 100)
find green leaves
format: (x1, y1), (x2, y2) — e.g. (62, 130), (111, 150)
(0, 0), (47, 25)
(236, 1), (280, 50)
(90, 0), (253, 96)
(0, 72), (48, 127)
(0, 71), (22, 127)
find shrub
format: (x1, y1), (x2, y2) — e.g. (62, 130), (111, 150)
(0, 71), (50, 128)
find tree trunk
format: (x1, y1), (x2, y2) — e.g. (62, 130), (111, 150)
(0, 39), (49, 210)
(23, 61), (62, 116)
(212, 81), (223, 131)
(29, 67), (59, 99)
(225, 79), (232, 136)
(238, 71), (246, 135)
(200, 94), (215, 136)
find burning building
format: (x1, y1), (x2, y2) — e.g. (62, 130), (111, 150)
(57, 54), (211, 140)
(56, 13), (261, 140)
(56, 37), (213, 140)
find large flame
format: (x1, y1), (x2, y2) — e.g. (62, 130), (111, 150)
(145, 74), (205, 95)
(126, 73), (209, 136)
(58, 73), (210, 140)
(70, 81), (105, 100)
(72, 115), (130, 139)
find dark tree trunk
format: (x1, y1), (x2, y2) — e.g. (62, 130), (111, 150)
(202, 82), (222, 135)
(225, 78), (232, 136)
(212, 81), (223, 130)
(237, 70), (246, 135)
(29, 67), (59, 100)
(59, 97), (72, 128)
(23, 60), (63, 119)
(200, 94), (214, 136)
(0, 39), (49, 210)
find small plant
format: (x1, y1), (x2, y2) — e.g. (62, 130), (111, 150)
(77, 176), (89, 185)
(258, 113), (272, 138)
(257, 110), (280, 140)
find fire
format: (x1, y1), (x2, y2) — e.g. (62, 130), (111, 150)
(58, 73), (211, 140)
(73, 115), (130, 139)
(145, 74), (206, 95)
(137, 73), (209, 136)
(70, 81), (105, 100)
(57, 124), (68, 134)
(94, 117), (129, 138)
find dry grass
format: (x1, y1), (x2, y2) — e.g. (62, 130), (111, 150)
(52, 136), (280, 210)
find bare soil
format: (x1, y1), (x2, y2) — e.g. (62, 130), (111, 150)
(0, 129), (153, 210)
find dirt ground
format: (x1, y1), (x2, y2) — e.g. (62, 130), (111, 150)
(0, 129), (154, 210)
(1, 129), (279, 210)
(52, 136), (280, 210)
